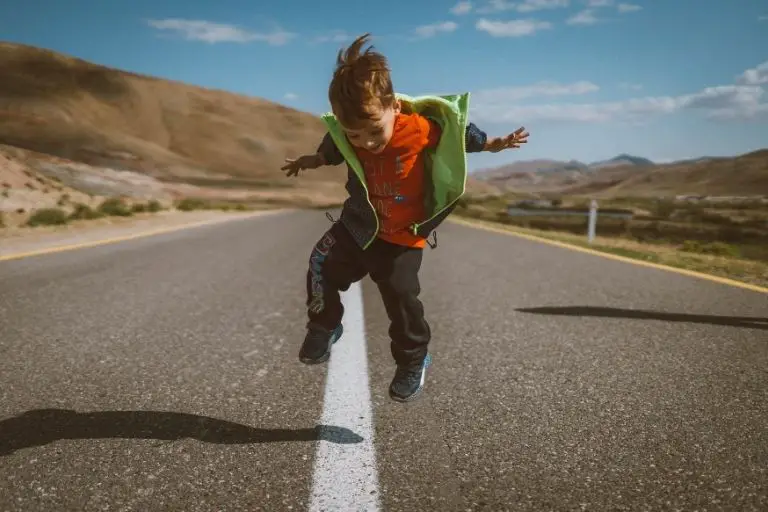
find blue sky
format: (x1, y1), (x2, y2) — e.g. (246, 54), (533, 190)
(1, 0), (767, 171)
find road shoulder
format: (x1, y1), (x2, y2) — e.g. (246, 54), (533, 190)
(0, 209), (287, 260)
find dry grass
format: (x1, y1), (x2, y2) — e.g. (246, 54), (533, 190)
(460, 193), (768, 260)
(455, 212), (768, 289)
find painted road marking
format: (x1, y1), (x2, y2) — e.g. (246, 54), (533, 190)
(309, 281), (381, 511)
(0, 212), (279, 263)
(450, 216), (768, 295)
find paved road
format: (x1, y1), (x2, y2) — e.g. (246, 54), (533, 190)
(1, 210), (766, 511)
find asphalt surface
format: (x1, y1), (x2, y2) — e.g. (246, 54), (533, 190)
(1, 210), (766, 511)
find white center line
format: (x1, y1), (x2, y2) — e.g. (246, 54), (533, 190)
(309, 281), (381, 512)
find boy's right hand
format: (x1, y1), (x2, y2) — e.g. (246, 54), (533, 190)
(282, 153), (324, 177)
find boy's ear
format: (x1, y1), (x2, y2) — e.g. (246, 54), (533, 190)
(393, 99), (403, 114)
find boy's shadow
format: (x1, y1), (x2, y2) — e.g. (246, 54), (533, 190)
(0, 408), (363, 456)
(516, 306), (768, 331)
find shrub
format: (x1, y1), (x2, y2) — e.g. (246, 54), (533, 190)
(27, 208), (69, 227)
(681, 240), (740, 258)
(653, 200), (676, 219)
(98, 197), (133, 217)
(131, 203), (147, 213)
(147, 199), (163, 212)
(176, 198), (210, 211)
(69, 203), (104, 220)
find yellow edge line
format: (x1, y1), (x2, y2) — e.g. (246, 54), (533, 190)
(0, 212), (268, 263)
(449, 216), (768, 295)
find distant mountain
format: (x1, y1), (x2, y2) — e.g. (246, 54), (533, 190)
(474, 159), (584, 179)
(588, 154), (654, 169)
(471, 150), (768, 197)
(473, 153), (653, 180)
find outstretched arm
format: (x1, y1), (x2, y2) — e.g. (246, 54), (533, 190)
(465, 123), (529, 153)
(282, 133), (345, 176)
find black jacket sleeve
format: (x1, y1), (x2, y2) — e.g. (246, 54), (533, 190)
(316, 133), (345, 166)
(465, 122), (488, 153)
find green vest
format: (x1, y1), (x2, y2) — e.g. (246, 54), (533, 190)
(321, 92), (471, 249)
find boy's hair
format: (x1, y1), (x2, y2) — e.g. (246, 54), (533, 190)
(328, 33), (395, 128)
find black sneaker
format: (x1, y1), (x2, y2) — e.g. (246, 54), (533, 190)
(299, 323), (343, 364)
(388, 353), (432, 402)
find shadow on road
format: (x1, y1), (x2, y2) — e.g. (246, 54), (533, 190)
(516, 306), (768, 331)
(0, 408), (363, 456)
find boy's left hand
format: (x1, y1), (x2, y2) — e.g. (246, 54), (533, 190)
(484, 126), (529, 152)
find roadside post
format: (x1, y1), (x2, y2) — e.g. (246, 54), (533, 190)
(588, 199), (598, 244)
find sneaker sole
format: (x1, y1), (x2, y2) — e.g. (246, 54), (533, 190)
(299, 325), (343, 365)
(389, 353), (432, 402)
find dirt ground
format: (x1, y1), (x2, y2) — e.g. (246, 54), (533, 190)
(0, 209), (286, 258)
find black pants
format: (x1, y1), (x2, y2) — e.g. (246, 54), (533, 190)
(306, 221), (431, 369)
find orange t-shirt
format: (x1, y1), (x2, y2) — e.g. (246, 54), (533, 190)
(352, 112), (442, 248)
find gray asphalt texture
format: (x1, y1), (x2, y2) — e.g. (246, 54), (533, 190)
(1, 210), (766, 511)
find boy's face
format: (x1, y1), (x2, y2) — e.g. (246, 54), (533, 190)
(338, 100), (401, 154)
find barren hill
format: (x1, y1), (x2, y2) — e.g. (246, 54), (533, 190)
(474, 150), (768, 198)
(0, 41), (343, 187)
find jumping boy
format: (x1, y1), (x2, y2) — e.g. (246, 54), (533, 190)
(282, 33), (529, 402)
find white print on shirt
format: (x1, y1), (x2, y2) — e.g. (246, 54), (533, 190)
(367, 158), (386, 178)
(372, 181), (399, 197)
(374, 198), (391, 218)
(363, 150), (417, 229)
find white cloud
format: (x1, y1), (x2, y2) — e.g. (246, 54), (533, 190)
(760, 15), (768, 21)
(476, 18), (553, 36)
(476, 0), (569, 13)
(147, 19), (295, 45)
(284, 93), (298, 100)
(476, 0), (518, 13)
(470, 61), (768, 123)
(567, 9), (599, 25)
(617, 3), (642, 12)
(450, 1), (473, 15)
(474, 81), (599, 102)
(516, 0), (570, 12)
(737, 60), (768, 85)
(312, 30), (352, 44)
(584, 1), (641, 13)
(413, 21), (459, 39)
